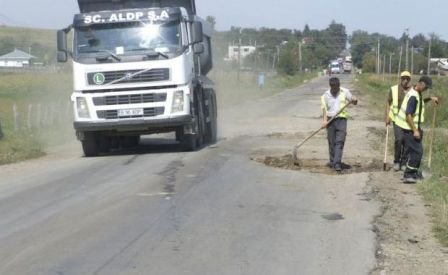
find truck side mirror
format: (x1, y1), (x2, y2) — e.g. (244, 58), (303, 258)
(193, 44), (204, 54)
(57, 30), (68, 63)
(57, 52), (68, 63)
(192, 22), (203, 44)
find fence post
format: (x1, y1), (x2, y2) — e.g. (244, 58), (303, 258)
(13, 104), (19, 132)
(27, 103), (33, 130)
(36, 103), (41, 128)
(0, 120), (3, 140)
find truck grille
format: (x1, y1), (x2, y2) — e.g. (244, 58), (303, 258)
(93, 93), (167, 106)
(97, 107), (165, 119)
(88, 68), (169, 85)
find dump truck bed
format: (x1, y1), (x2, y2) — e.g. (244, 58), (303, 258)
(77, 0), (196, 15)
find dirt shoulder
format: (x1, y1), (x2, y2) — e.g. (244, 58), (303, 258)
(348, 80), (448, 274)
(368, 171), (448, 275)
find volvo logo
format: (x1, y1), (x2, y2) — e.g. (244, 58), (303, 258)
(124, 73), (133, 80)
(92, 73), (105, 85)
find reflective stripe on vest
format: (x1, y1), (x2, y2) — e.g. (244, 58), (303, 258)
(395, 90), (425, 130)
(321, 89), (348, 118)
(389, 85), (399, 121)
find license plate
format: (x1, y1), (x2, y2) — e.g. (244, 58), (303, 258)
(117, 108), (144, 117)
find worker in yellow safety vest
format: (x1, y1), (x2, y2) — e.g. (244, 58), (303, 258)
(321, 77), (358, 172)
(394, 76), (439, 183)
(385, 71), (413, 171)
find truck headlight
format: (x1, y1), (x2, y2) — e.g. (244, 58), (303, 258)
(171, 91), (184, 113)
(76, 97), (90, 118)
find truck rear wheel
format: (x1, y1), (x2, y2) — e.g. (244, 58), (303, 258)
(204, 90), (217, 144)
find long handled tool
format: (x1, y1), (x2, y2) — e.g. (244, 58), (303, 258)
(292, 101), (352, 164)
(427, 105), (438, 169)
(383, 125), (389, 171)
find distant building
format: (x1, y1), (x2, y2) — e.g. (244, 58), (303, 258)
(225, 45), (256, 62)
(0, 48), (36, 68)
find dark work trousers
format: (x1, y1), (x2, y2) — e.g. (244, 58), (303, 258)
(393, 122), (407, 165)
(326, 117), (347, 166)
(403, 129), (424, 178)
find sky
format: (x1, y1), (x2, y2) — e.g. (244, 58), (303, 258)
(0, 0), (446, 39)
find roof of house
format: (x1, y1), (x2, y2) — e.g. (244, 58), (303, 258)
(0, 48), (36, 60)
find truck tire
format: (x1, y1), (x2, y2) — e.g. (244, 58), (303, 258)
(204, 90), (217, 144)
(195, 89), (205, 148)
(180, 133), (197, 151)
(81, 133), (99, 157)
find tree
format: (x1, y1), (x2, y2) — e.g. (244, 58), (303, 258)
(278, 40), (299, 75)
(350, 31), (370, 68)
(303, 24), (311, 37)
(206, 16), (216, 30)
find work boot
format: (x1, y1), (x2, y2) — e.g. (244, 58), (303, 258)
(416, 171), (424, 180)
(402, 176), (417, 184)
(393, 163), (400, 172)
(326, 162), (333, 168)
(334, 163), (342, 172)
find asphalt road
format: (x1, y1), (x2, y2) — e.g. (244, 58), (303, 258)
(0, 75), (380, 275)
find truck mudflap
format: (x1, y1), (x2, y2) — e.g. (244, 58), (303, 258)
(73, 115), (193, 132)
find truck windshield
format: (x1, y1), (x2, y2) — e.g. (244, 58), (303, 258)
(74, 20), (183, 60)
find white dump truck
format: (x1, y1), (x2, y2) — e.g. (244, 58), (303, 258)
(57, 0), (217, 156)
(343, 56), (352, 73)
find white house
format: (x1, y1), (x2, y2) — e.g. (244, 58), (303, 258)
(0, 48), (36, 68)
(225, 45), (256, 62)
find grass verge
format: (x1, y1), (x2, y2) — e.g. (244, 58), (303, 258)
(0, 69), (73, 164)
(356, 73), (448, 246)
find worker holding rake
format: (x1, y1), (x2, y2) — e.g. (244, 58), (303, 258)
(395, 76), (439, 183)
(321, 77), (358, 172)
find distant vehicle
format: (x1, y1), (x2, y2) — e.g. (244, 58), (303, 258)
(330, 61), (341, 74)
(343, 56), (352, 73)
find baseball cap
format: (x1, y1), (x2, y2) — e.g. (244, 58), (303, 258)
(419, 76), (432, 89)
(400, 71), (411, 78)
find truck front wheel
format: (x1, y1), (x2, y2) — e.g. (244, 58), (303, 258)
(81, 133), (99, 157)
(180, 133), (197, 151)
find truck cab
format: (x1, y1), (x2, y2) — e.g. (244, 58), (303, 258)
(57, 0), (217, 156)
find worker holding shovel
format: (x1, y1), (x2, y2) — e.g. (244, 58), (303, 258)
(385, 71), (413, 171)
(321, 77), (358, 172)
(395, 76), (439, 183)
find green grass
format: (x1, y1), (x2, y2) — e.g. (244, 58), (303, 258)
(0, 26), (56, 50)
(0, 70), (73, 164)
(356, 73), (448, 246)
(212, 70), (317, 108)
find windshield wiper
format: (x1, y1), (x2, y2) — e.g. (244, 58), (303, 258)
(129, 48), (169, 59)
(88, 49), (121, 62)
(145, 50), (169, 59)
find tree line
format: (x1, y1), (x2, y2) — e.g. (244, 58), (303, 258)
(208, 16), (448, 75)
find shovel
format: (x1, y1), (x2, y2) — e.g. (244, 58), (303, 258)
(421, 105), (437, 179)
(427, 105), (438, 169)
(383, 125), (389, 171)
(292, 101), (352, 165)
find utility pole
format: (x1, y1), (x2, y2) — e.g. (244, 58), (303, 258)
(398, 45), (403, 78)
(298, 41), (303, 73)
(405, 38), (409, 70)
(411, 45), (414, 74)
(389, 53), (393, 74)
(427, 38), (432, 75)
(377, 39), (381, 74)
(237, 38), (241, 82)
(405, 28), (410, 70)
(382, 55), (386, 81)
